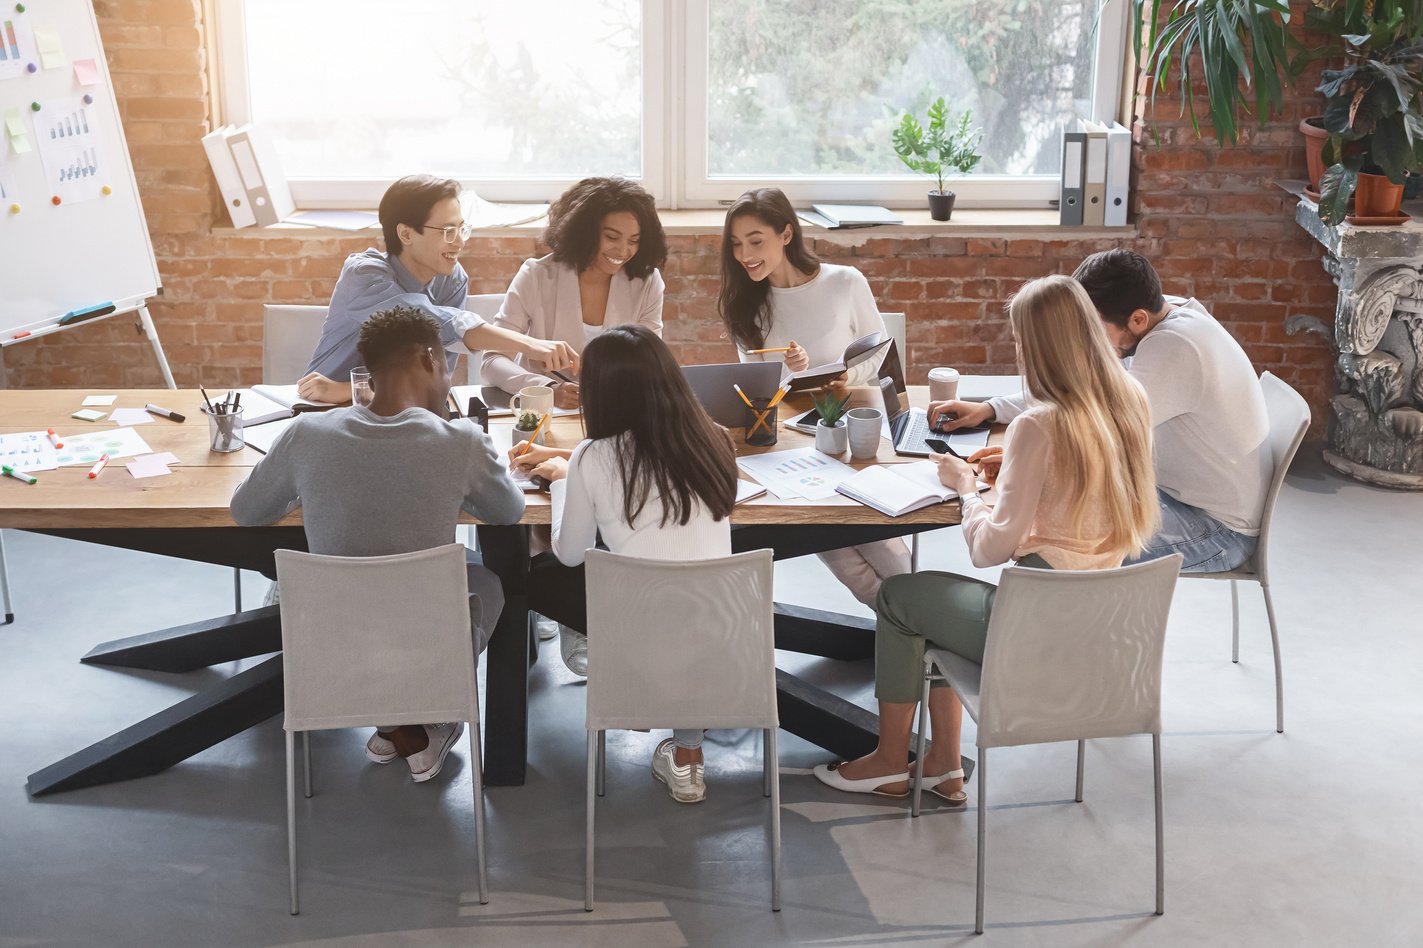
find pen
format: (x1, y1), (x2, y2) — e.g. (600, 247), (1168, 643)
(46, 428), (63, 448)
(515, 412), (550, 457)
(199, 386), (215, 414)
(2, 465), (37, 485)
(145, 403), (186, 423)
(232, 392), (241, 412)
(88, 454), (109, 479)
(747, 346), (792, 354)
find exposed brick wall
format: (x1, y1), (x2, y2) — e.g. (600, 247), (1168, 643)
(6, 0), (1336, 435)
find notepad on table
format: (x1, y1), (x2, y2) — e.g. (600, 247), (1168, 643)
(247, 384), (338, 419)
(735, 480), (767, 504)
(836, 461), (981, 517)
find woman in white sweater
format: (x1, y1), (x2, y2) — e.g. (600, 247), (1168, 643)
(719, 187), (908, 607)
(516, 324), (740, 804)
(482, 177), (667, 410)
(814, 275), (1160, 804)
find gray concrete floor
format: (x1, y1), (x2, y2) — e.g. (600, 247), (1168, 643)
(1, 444), (1420, 947)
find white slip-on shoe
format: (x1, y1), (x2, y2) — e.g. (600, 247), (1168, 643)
(560, 626), (588, 677)
(812, 761), (911, 798)
(534, 613), (560, 642)
(366, 730), (397, 764)
(407, 722), (465, 784)
(651, 738), (706, 804)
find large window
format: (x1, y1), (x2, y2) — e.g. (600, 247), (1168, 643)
(214, 0), (1127, 208)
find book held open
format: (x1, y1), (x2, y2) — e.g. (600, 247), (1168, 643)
(836, 461), (987, 517)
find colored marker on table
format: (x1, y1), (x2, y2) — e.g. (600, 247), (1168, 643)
(2, 465), (37, 485)
(46, 427), (63, 448)
(88, 454), (109, 479)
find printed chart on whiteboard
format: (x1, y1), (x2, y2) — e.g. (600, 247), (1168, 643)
(0, 11), (35, 81)
(36, 96), (107, 204)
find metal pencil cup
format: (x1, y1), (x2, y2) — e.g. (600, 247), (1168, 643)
(205, 406), (245, 453)
(744, 398), (778, 447)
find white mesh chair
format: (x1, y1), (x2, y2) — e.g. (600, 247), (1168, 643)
(913, 554), (1183, 934)
(583, 548), (781, 912)
(462, 293), (507, 385)
(275, 544), (488, 915)
(1183, 372), (1309, 734)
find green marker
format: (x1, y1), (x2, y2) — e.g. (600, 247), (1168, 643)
(2, 465), (38, 485)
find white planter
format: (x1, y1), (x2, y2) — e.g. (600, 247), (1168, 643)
(815, 419), (848, 455)
(514, 425), (545, 446)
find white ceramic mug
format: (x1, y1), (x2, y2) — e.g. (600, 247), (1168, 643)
(928, 366), (960, 402)
(845, 407), (883, 460)
(512, 385), (554, 420)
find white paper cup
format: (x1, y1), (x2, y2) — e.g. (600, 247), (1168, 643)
(928, 366), (960, 402)
(846, 407), (883, 460)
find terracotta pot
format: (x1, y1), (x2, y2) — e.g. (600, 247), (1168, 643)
(1355, 171), (1404, 218)
(1299, 117), (1328, 192)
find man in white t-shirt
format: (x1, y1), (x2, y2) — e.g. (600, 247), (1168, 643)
(932, 249), (1271, 572)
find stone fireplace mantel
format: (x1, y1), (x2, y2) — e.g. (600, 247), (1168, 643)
(1292, 195), (1423, 489)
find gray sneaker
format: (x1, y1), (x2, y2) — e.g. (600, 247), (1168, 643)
(406, 722), (464, 783)
(534, 613), (560, 642)
(651, 738), (706, 804)
(560, 626), (588, 677)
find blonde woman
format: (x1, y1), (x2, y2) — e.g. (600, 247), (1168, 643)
(814, 275), (1160, 803)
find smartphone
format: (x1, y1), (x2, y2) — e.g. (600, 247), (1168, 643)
(924, 437), (969, 460)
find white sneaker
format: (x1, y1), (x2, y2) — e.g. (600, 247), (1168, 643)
(560, 626), (588, 677)
(651, 738), (706, 804)
(534, 613), (559, 642)
(263, 580), (280, 607)
(366, 730), (397, 764)
(407, 722), (465, 783)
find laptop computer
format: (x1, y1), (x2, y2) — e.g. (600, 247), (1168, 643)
(682, 361), (784, 427)
(786, 376), (991, 456)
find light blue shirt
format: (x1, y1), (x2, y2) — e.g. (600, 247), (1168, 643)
(308, 249), (484, 380)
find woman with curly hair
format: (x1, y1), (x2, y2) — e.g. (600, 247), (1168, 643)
(482, 177), (668, 410)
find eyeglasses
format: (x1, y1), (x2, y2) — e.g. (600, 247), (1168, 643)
(416, 222), (473, 243)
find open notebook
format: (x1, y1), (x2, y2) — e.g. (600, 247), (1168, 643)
(836, 461), (986, 517)
(235, 384), (338, 428)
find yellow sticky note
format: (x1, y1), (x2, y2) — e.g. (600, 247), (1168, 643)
(33, 26), (64, 70)
(74, 58), (99, 86)
(3, 109), (30, 154)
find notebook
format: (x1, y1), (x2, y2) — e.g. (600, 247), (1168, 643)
(248, 384), (338, 415)
(836, 461), (978, 517)
(785, 332), (892, 393)
(229, 388), (298, 428)
(811, 204), (904, 227)
(735, 480), (768, 504)
(242, 415), (296, 454)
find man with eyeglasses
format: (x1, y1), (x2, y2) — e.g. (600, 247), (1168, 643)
(298, 174), (577, 405)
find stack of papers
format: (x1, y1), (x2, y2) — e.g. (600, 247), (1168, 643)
(797, 204), (903, 229)
(127, 452), (181, 479)
(735, 447), (857, 501)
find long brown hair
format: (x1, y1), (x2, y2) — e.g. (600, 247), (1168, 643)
(1009, 275), (1159, 558)
(580, 325), (736, 527)
(717, 188), (820, 351)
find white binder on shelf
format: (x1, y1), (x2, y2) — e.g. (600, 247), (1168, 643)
(201, 125), (255, 228)
(1104, 121), (1132, 227)
(225, 124), (294, 226)
(1082, 119), (1108, 227)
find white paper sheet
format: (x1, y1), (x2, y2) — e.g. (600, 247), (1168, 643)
(50, 427), (153, 466)
(81, 394), (117, 406)
(0, 430), (58, 472)
(737, 447), (858, 501)
(108, 407), (154, 426)
(35, 96), (108, 205)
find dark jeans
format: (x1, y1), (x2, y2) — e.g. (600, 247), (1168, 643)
(527, 551), (588, 632)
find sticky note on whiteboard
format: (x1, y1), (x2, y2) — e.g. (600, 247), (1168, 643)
(33, 25), (64, 70)
(74, 58), (99, 86)
(3, 108), (30, 154)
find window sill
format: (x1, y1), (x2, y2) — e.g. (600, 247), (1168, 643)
(213, 207), (1133, 242)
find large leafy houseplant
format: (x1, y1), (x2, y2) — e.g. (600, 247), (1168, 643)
(1132, 0), (1297, 146)
(1308, 0), (1423, 223)
(891, 99), (982, 219)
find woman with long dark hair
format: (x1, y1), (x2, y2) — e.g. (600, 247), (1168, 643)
(517, 324), (738, 804)
(483, 176), (668, 409)
(718, 187), (909, 607)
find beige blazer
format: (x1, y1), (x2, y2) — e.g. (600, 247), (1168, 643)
(481, 254), (665, 393)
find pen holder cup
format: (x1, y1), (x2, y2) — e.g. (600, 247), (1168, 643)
(204, 406), (245, 453)
(744, 398), (779, 447)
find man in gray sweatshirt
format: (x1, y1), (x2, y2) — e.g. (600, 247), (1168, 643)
(232, 305), (525, 783)
(932, 250), (1271, 573)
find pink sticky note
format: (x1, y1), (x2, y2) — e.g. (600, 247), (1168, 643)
(74, 58), (99, 86)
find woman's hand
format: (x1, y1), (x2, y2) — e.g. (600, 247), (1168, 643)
(296, 371), (352, 406)
(509, 442), (570, 472)
(930, 450), (980, 497)
(783, 340), (811, 373)
(552, 382), (581, 410)
(928, 399), (993, 432)
(822, 372), (850, 395)
(530, 457), (569, 483)
(968, 446), (1004, 486)
(521, 336), (579, 374)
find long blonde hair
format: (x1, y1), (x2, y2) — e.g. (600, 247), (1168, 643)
(1009, 275), (1159, 558)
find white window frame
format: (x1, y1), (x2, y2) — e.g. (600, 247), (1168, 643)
(211, 0), (1127, 211)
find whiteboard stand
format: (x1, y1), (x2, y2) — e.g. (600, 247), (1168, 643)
(0, 301), (177, 391)
(0, 532), (12, 624)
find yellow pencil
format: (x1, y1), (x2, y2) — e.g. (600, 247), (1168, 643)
(747, 346), (792, 355)
(515, 412), (550, 458)
(732, 383), (756, 409)
(765, 383), (790, 410)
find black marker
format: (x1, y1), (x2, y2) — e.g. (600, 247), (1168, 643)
(145, 403), (186, 423)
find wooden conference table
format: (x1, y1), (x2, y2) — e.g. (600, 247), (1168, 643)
(0, 386), (977, 795)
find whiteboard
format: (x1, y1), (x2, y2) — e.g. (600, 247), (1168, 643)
(0, 0), (160, 339)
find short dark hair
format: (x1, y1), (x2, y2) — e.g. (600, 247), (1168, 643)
(1071, 249), (1166, 328)
(357, 305), (441, 374)
(542, 177), (667, 279)
(580, 325), (736, 527)
(379, 175), (461, 256)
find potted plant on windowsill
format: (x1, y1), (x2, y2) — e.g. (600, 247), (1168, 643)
(812, 390), (852, 455)
(891, 99), (982, 221)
